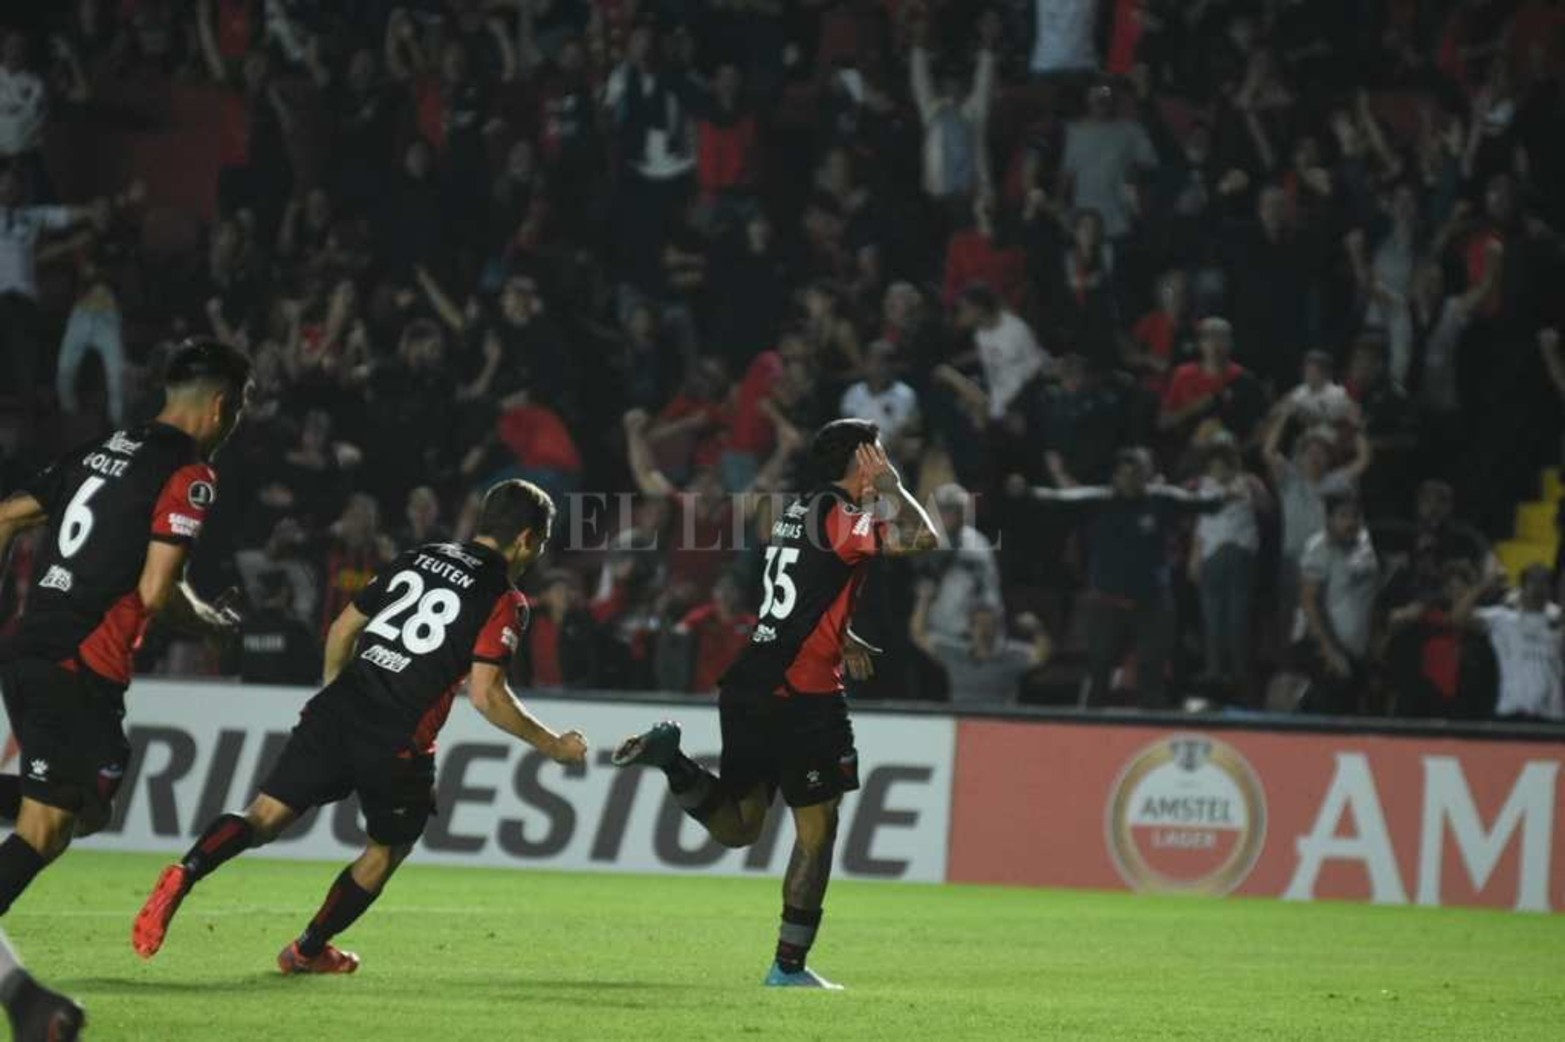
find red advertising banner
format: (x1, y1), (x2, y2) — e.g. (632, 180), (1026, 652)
(949, 721), (1565, 912)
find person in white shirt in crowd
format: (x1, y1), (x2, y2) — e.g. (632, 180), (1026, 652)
(1263, 397), (1372, 631)
(1286, 349), (1359, 428)
(0, 164), (109, 424)
(1030, 0), (1100, 76)
(0, 30), (48, 196)
(908, 13), (997, 205)
(1188, 437), (1271, 696)
(912, 587), (1050, 704)
(839, 340), (920, 469)
(1456, 565), (1564, 722)
(1294, 493), (1382, 715)
(939, 281), (1053, 422)
(921, 483), (1004, 645)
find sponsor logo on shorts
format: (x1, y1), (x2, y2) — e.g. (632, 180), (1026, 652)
(806, 770), (822, 788)
(38, 565), (74, 592)
(361, 644), (413, 673)
(752, 624), (777, 644)
(187, 480), (216, 509)
(27, 759), (48, 781)
(1105, 733), (1266, 897)
(168, 513), (202, 537)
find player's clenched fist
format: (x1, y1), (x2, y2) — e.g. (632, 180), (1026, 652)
(551, 730), (590, 765)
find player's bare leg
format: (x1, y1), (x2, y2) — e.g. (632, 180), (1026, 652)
(278, 840), (413, 975)
(133, 793), (299, 958)
(0, 928), (84, 1042)
(766, 798), (844, 990)
(0, 800), (76, 917)
(613, 721), (769, 846)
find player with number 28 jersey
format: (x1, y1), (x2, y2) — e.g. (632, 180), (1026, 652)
(133, 480), (589, 976)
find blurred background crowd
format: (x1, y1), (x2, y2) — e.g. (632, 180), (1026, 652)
(1, 0), (1563, 721)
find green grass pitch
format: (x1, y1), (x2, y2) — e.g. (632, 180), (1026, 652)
(6, 851), (1561, 1040)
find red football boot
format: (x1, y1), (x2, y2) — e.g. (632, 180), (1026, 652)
(277, 941), (361, 975)
(132, 865), (191, 959)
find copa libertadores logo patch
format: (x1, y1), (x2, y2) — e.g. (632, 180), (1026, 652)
(1105, 733), (1266, 896)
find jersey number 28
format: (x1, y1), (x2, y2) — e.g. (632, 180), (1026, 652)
(365, 571), (462, 654)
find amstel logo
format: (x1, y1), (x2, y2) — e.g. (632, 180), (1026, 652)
(1106, 733), (1267, 896)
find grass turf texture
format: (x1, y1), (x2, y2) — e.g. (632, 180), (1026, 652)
(6, 851), (1561, 1040)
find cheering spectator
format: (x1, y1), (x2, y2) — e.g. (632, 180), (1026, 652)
(657, 574), (757, 694)
(912, 590), (1050, 704)
(1264, 401), (1372, 597)
(1011, 449), (1224, 708)
(1127, 269), (1195, 390)
(921, 484), (1004, 644)
(317, 493), (396, 634)
(1058, 81), (1157, 241)
(909, 20), (997, 204)
(1030, 0), (1101, 75)
(1189, 439), (1270, 696)
(0, 30), (48, 196)
(1286, 350), (1358, 429)
(238, 570), (321, 686)
(1458, 566), (1564, 722)
(396, 486), (450, 549)
(523, 569), (602, 689)
(1294, 494), (1382, 715)
(1385, 562), (1495, 720)
(942, 282), (1051, 422)
(840, 341), (921, 469)
(942, 192), (1027, 310)
(1158, 317), (1266, 443)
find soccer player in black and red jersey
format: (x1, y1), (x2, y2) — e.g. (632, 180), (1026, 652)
(613, 420), (938, 988)
(0, 338), (253, 1039)
(132, 479), (589, 973)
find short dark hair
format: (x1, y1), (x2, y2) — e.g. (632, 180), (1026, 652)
(164, 338), (252, 396)
(476, 479), (556, 546)
(1324, 491), (1361, 519)
(810, 418), (878, 481)
(958, 282), (1001, 314)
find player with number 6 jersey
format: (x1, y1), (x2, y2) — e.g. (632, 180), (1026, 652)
(612, 421), (939, 989)
(132, 479), (590, 974)
(0, 339), (253, 1040)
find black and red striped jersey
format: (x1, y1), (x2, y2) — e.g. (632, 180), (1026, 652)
(720, 484), (888, 696)
(340, 541), (529, 751)
(5, 423), (216, 685)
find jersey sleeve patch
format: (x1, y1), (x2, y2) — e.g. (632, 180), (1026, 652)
(826, 500), (883, 565)
(473, 590), (527, 666)
(151, 463), (218, 544)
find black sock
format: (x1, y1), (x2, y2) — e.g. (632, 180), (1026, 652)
(662, 755), (726, 822)
(0, 835), (46, 916)
(297, 866), (379, 957)
(0, 777), (20, 822)
(180, 814), (253, 883)
(775, 905), (822, 973)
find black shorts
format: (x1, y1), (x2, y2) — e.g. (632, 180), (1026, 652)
(717, 686), (860, 808)
(260, 690), (435, 846)
(0, 658), (129, 817)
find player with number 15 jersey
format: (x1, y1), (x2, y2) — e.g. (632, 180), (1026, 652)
(612, 421), (939, 990)
(133, 479), (589, 975)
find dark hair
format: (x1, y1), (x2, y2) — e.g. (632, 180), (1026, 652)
(1324, 492), (1361, 519)
(476, 479), (556, 546)
(810, 418), (878, 481)
(164, 338), (252, 395)
(1114, 447), (1147, 472)
(1303, 349), (1334, 370)
(958, 281), (1001, 314)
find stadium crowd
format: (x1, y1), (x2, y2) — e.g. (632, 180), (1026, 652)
(1, 0), (1563, 721)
